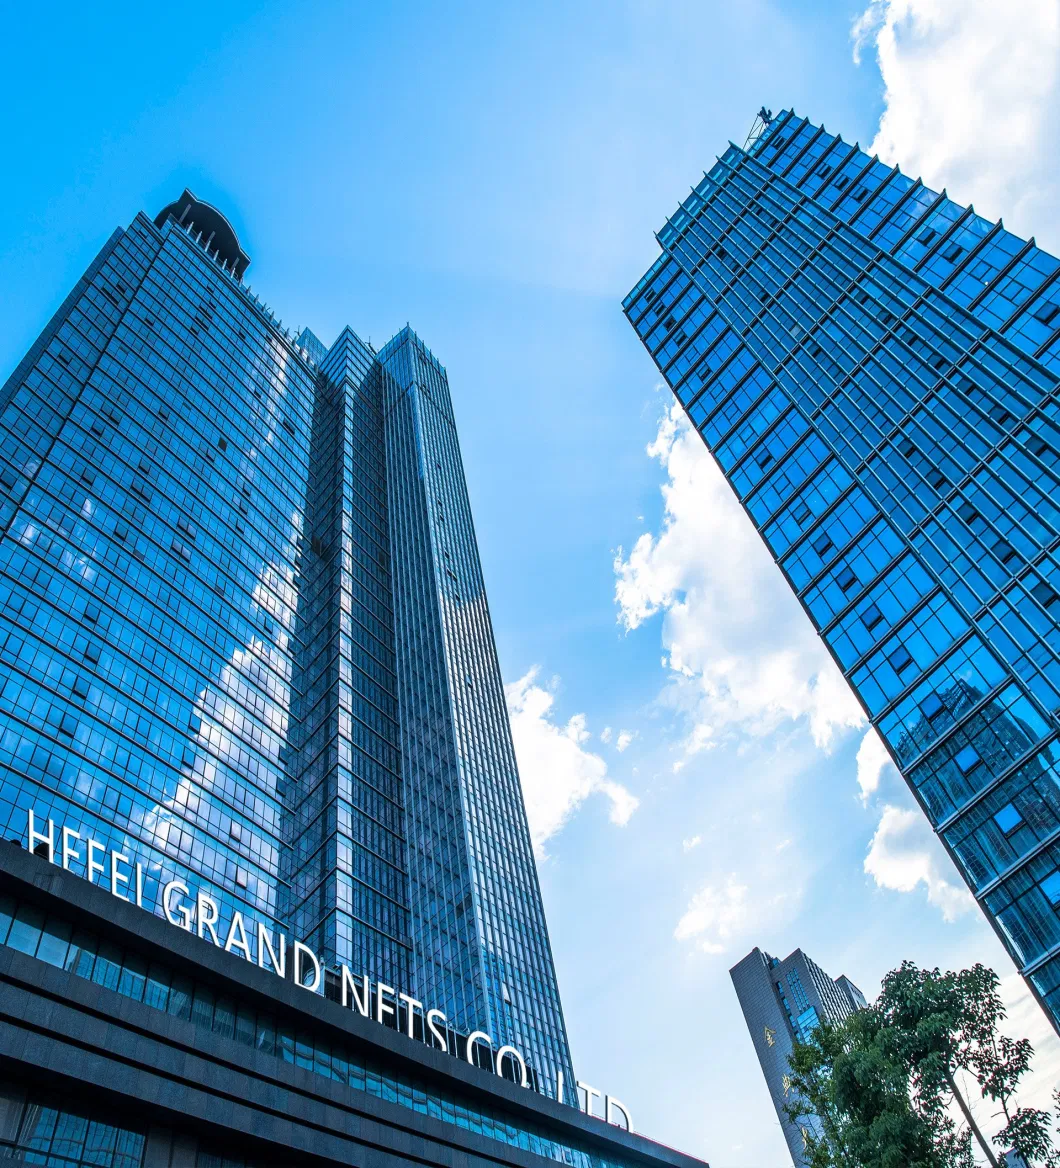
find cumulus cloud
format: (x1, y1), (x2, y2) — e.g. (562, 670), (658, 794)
(674, 876), (748, 955)
(682, 834), (702, 852)
(856, 728), (894, 803)
(506, 668), (639, 856)
(615, 730), (635, 752)
(600, 726), (613, 744)
(614, 402), (865, 759)
(864, 804), (974, 922)
(852, 0), (1060, 243)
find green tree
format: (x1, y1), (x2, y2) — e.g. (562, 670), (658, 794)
(783, 960), (1055, 1168)
(877, 962), (1053, 1168)
(785, 1006), (957, 1168)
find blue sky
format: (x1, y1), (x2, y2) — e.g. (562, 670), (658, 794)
(3, 2), (1060, 1164)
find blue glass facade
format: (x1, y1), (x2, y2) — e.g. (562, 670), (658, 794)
(625, 110), (1060, 1031)
(0, 191), (573, 1097)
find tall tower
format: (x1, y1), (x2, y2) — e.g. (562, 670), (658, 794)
(626, 111), (1060, 1032)
(0, 189), (574, 1096)
(731, 946), (865, 1166)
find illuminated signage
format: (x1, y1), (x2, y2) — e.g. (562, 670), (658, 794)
(24, 811), (632, 1131)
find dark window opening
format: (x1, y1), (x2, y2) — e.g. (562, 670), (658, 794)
(993, 803), (1024, 836)
(993, 539), (1018, 565)
(861, 604), (884, 631)
(888, 646), (914, 673)
(920, 692), (945, 720)
(1031, 580), (1059, 608)
(954, 745), (981, 775)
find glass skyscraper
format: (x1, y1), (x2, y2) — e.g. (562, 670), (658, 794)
(625, 109), (1060, 1032)
(731, 945), (865, 1165)
(0, 189), (574, 1098)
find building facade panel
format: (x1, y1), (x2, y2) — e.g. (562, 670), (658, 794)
(0, 843), (703, 1168)
(0, 190), (574, 1104)
(627, 111), (1060, 1030)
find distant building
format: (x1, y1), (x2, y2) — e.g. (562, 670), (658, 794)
(730, 946), (865, 1166)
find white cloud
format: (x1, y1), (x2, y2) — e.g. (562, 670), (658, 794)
(682, 834), (702, 852)
(856, 728), (894, 803)
(852, 0), (1060, 243)
(600, 726), (613, 744)
(674, 876), (748, 954)
(616, 729), (635, 752)
(506, 668), (639, 856)
(996, 972), (1060, 1115)
(864, 804), (974, 922)
(614, 403), (865, 759)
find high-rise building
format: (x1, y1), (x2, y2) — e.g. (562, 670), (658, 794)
(0, 189), (572, 1100)
(731, 946), (865, 1165)
(625, 108), (1060, 1032)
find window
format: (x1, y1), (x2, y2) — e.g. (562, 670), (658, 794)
(1032, 301), (1060, 325)
(928, 470), (947, 489)
(958, 502), (979, 524)
(1032, 581), (1059, 608)
(993, 539), (1018, 565)
(988, 404), (1013, 425)
(888, 646), (914, 673)
(899, 438), (916, 457)
(943, 244), (963, 263)
(920, 691), (944, 720)
(1040, 871), (1060, 907)
(993, 803), (1023, 836)
(862, 604), (884, 631)
(1028, 435), (1050, 458)
(918, 227), (938, 245)
(955, 745), (981, 775)
(836, 566), (858, 592)
(792, 501), (811, 524)
(812, 534), (834, 557)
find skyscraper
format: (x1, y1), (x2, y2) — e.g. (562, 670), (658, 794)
(0, 189), (573, 1099)
(625, 109), (1060, 1032)
(731, 946), (865, 1165)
